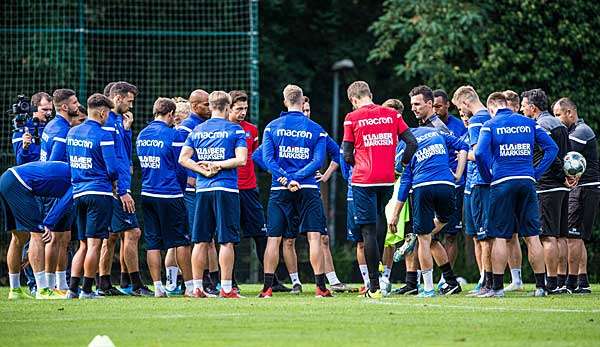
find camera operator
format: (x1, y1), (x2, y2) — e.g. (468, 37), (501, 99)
(11, 92), (53, 165)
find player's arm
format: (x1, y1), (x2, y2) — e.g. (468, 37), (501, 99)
(290, 134), (327, 181)
(342, 116), (356, 165)
(252, 145), (268, 172)
(172, 133), (188, 192)
(467, 121), (483, 161)
(43, 186), (73, 230)
(389, 163), (413, 233)
(262, 127), (290, 182)
(443, 132), (469, 181)
(474, 127), (493, 183)
(211, 130), (248, 169)
(533, 125), (559, 180)
(339, 148), (351, 181)
(48, 136), (67, 161)
(178, 145), (212, 177)
(397, 116), (417, 166)
(318, 137), (340, 182)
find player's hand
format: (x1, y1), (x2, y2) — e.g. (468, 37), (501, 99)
(565, 176), (579, 188)
(388, 216), (398, 234)
(187, 176), (196, 188)
(288, 180), (300, 192)
(277, 176), (288, 186)
(42, 227), (52, 243)
(22, 131), (32, 149)
(122, 111), (134, 130)
(120, 193), (135, 213)
(453, 171), (462, 182)
(315, 171), (323, 182)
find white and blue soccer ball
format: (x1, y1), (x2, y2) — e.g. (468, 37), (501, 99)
(563, 151), (586, 177)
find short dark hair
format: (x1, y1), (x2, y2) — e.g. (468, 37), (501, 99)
(78, 104), (87, 115)
(432, 89), (449, 103)
(52, 88), (76, 106)
(487, 92), (507, 107)
(31, 92), (52, 107)
(303, 96), (310, 104)
(229, 90), (248, 106)
(103, 82), (117, 97)
(153, 97), (176, 116)
(109, 81), (139, 98)
(521, 88), (548, 111)
(409, 85), (434, 103)
(87, 93), (115, 110)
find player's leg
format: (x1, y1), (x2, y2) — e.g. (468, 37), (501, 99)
(142, 196), (165, 297)
(322, 234), (349, 291)
(541, 236), (558, 291)
(118, 234), (130, 290)
(164, 248), (179, 291)
(123, 227), (147, 295)
(7, 232), (32, 299)
(505, 233), (523, 291)
(566, 186), (584, 292)
(557, 237), (568, 290)
(98, 232), (119, 294)
(260, 190), (291, 297)
(213, 191), (241, 298)
(68, 240), (86, 297)
(55, 230), (71, 291)
(207, 242), (219, 290)
(306, 231), (328, 296)
(356, 242), (370, 293)
(486, 182), (514, 297)
(381, 245), (393, 282)
(574, 186), (600, 293)
(577, 242), (590, 293)
(472, 185), (492, 294)
(190, 191), (216, 298)
(44, 232), (61, 290)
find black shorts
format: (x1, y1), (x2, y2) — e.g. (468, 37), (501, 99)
(567, 186), (600, 241)
(537, 189), (569, 238)
(239, 188), (266, 238)
(142, 196), (190, 250)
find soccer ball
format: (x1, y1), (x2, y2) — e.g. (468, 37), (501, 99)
(563, 151), (586, 177)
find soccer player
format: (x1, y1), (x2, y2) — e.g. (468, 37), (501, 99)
(40, 88), (80, 293)
(389, 125), (468, 297)
(66, 93), (121, 299)
(258, 84), (330, 298)
(175, 89), (220, 294)
(342, 81), (417, 298)
(554, 97), (599, 294)
(136, 98), (193, 297)
(179, 90), (247, 299)
(521, 89), (571, 294)
(451, 85), (493, 296)
(99, 82), (150, 296)
(0, 161), (73, 299)
(432, 89), (467, 270)
(475, 92), (558, 297)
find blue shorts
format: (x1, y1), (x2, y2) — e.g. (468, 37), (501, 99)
(488, 179), (540, 240)
(463, 191), (476, 237)
(346, 199), (362, 242)
(142, 196), (190, 250)
(0, 171), (44, 232)
(267, 188), (325, 237)
(41, 197), (73, 232)
(239, 188), (266, 238)
(75, 195), (113, 239)
(192, 190), (240, 244)
(440, 185), (464, 236)
(471, 184), (490, 240)
(352, 185), (393, 225)
(184, 191), (196, 237)
(412, 184), (455, 235)
(111, 197), (139, 233)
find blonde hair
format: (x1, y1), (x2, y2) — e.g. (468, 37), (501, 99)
(382, 98), (404, 114)
(208, 91), (232, 112)
(452, 85), (480, 105)
(283, 84), (304, 106)
(173, 97), (191, 118)
(347, 81), (372, 100)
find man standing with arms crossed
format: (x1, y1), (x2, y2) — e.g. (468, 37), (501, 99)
(342, 81), (417, 298)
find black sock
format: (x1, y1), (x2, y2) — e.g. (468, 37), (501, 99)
(578, 273), (589, 288)
(99, 275), (111, 290)
(120, 272), (131, 288)
(209, 271), (220, 286)
(129, 271), (144, 290)
(406, 271), (418, 288)
(546, 276), (558, 291)
(361, 223), (380, 291)
(315, 273), (327, 291)
(82, 277), (95, 294)
(263, 273), (274, 292)
(203, 270), (211, 285)
(69, 276), (81, 292)
(566, 274), (578, 290)
(439, 262), (458, 285)
(534, 273), (546, 289)
(557, 274), (566, 288)
(484, 271), (493, 290)
(492, 274), (504, 291)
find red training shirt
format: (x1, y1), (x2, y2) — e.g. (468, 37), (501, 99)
(342, 104), (409, 186)
(237, 120), (259, 190)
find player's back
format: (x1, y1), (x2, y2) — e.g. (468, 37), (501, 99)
(40, 115), (70, 162)
(10, 161), (71, 197)
(568, 119), (599, 185)
(344, 104), (407, 185)
(237, 120), (259, 190)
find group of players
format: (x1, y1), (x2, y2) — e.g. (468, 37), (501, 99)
(1, 79), (597, 300)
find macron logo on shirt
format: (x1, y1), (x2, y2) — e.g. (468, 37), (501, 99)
(195, 131), (228, 139)
(496, 126), (531, 135)
(357, 117), (394, 127)
(276, 129), (313, 139)
(67, 138), (93, 148)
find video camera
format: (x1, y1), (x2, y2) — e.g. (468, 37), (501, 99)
(6, 95), (41, 145)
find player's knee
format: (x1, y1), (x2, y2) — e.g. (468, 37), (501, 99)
(321, 235), (330, 246)
(11, 232), (29, 246)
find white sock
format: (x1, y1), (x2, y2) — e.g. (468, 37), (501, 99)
(478, 270), (485, 285)
(422, 269), (434, 292)
(222, 280), (232, 293)
(34, 271), (48, 289)
(383, 266), (391, 280)
(154, 281), (164, 292)
(438, 273), (446, 285)
(290, 272), (301, 286)
(359, 265), (370, 287)
(510, 268), (522, 284)
(9, 273), (20, 289)
(326, 271), (341, 285)
(184, 280), (194, 293)
(166, 266), (179, 289)
(193, 279), (203, 291)
(56, 271), (68, 290)
(417, 270), (422, 285)
(46, 272), (56, 289)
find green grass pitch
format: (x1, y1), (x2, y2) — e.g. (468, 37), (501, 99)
(2, 284), (599, 347)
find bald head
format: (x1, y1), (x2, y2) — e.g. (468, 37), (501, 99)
(189, 89), (210, 118)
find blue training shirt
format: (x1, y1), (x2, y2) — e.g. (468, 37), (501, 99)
(12, 127), (44, 164)
(262, 111), (327, 189)
(40, 114), (70, 162)
(467, 109), (491, 185)
(9, 161), (73, 229)
(183, 117), (247, 192)
(445, 114), (467, 178)
(67, 119), (121, 198)
(136, 120), (187, 197)
(475, 108), (558, 186)
(176, 113), (207, 192)
(104, 111), (131, 194)
(395, 127), (469, 202)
